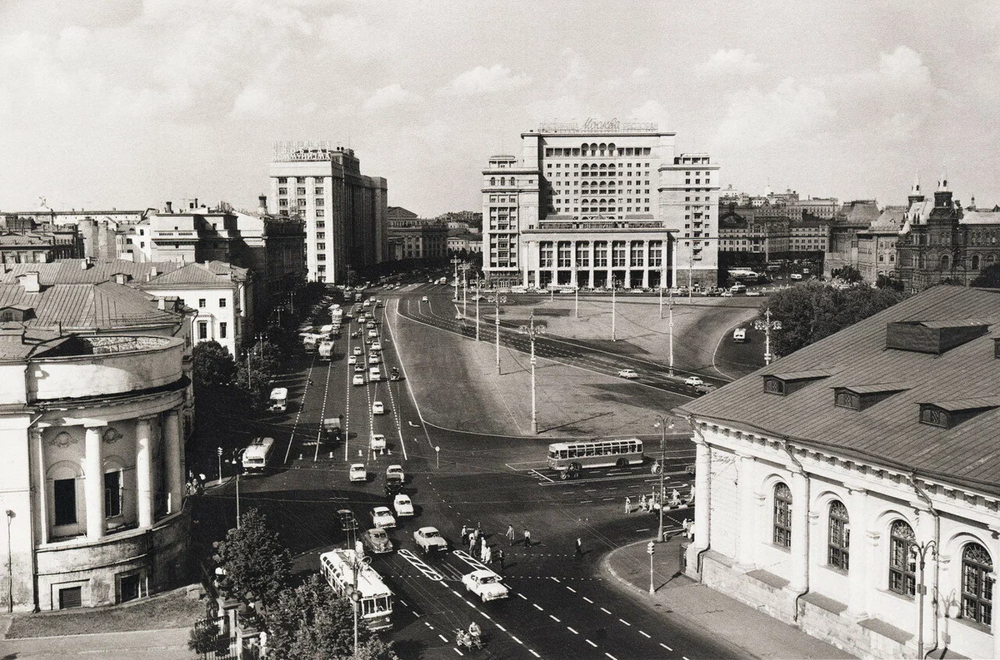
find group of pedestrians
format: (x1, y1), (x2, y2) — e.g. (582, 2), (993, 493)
(625, 488), (687, 515)
(461, 523), (507, 570)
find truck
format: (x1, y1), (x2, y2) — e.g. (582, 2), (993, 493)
(323, 416), (343, 441)
(268, 387), (288, 413)
(303, 335), (318, 353)
(331, 305), (344, 324)
(242, 437), (275, 474)
(318, 340), (334, 362)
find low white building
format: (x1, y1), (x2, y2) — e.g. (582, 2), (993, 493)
(680, 285), (1000, 659)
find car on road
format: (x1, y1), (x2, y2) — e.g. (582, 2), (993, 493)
(353, 346), (363, 356)
(720, 290), (734, 297)
(559, 288), (576, 295)
(362, 527), (392, 554)
(338, 509), (358, 531)
(617, 369), (639, 379)
(393, 494), (414, 517)
(746, 290), (763, 297)
(370, 434), (386, 451)
(414, 527), (448, 553)
(386, 464), (404, 482)
(352, 374), (365, 386)
(462, 570), (509, 602)
(348, 355), (357, 365)
(369, 366), (381, 381)
(349, 464), (367, 482)
(685, 376), (705, 387)
(790, 273), (804, 280)
(732, 328), (747, 342)
(354, 363), (365, 373)
(370, 342), (383, 351)
(368, 329), (379, 338)
(372, 400), (385, 415)
(695, 383), (718, 396)
(389, 367), (401, 381)
(421, 296), (429, 302)
(371, 506), (396, 529)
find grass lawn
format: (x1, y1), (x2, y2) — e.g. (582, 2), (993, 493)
(5, 585), (204, 639)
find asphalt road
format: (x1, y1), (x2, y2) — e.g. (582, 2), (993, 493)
(194, 281), (749, 660)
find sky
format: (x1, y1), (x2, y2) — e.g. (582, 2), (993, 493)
(2, 0), (1000, 217)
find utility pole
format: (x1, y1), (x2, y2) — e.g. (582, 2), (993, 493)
(518, 314), (546, 434)
(451, 257), (462, 302)
(911, 540), (936, 660)
(611, 278), (622, 342)
(654, 416), (673, 542)
(574, 287), (579, 318)
(475, 280), (481, 341)
(754, 307), (783, 365)
(489, 291), (508, 374)
(462, 265), (468, 317)
(668, 289), (675, 377)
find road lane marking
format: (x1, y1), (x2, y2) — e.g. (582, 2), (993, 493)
(579, 500), (593, 504)
(549, 577), (561, 583)
(529, 651), (540, 658)
(606, 654), (619, 660)
(454, 649), (463, 657)
(425, 622), (434, 629)
(496, 624), (506, 632)
(600, 607), (612, 614)
(480, 613), (491, 621)
(661, 643), (673, 651)
(583, 597), (594, 603)
(566, 586), (577, 593)
(549, 614), (560, 622)
(639, 630), (651, 638)
(533, 603), (543, 611)
(283, 356), (316, 464)
(399, 599), (408, 606)
(397, 549), (443, 581)
(518, 593), (528, 600)
(586, 639), (597, 648)
(567, 626), (578, 635)
(618, 618), (631, 626)
(438, 634), (448, 643)
(511, 636), (523, 645)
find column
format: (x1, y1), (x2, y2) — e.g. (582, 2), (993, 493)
(734, 453), (754, 567)
(163, 410), (183, 514)
(642, 241), (650, 288)
(521, 240), (530, 287)
(135, 417), (154, 528)
(532, 242), (541, 289)
(588, 242), (595, 288)
(671, 238), (679, 288)
(847, 488), (869, 618)
(32, 429), (47, 544)
(692, 439), (711, 548)
(84, 425), (105, 540)
(790, 469), (810, 594)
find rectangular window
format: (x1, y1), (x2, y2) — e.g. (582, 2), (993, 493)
(317, 243), (326, 250)
(611, 241), (627, 268)
(827, 502), (850, 570)
(105, 470), (122, 518)
(317, 253), (326, 261)
(315, 198), (324, 206)
(54, 478), (76, 526)
(773, 484), (792, 547)
(59, 586), (82, 610)
(278, 187), (287, 195)
(594, 241), (608, 267)
(558, 242), (572, 268)
(219, 298), (226, 308)
(539, 243), (554, 268)
(297, 199), (306, 208)
(219, 322), (227, 339)
(297, 187), (306, 195)
(630, 242), (644, 267)
(315, 187), (324, 195)
(316, 210), (325, 217)
(198, 298), (206, 308)
(278, 177), (287, 184)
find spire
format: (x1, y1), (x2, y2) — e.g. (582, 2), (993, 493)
(911, 171), (920, 195)
(937, 164), (948, 191)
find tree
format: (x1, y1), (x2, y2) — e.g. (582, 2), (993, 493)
(192, 340), (238, 388)
(876, 274), (904, 292)
(763, 281), (906, 357)
(188, 619), (230, 658)
(214, 508), (292, 611)
(236, 339), (284, 402)
(971, 264), (1000, 288)
(831, 265), (863, 283)
(265, 575), (398, 660)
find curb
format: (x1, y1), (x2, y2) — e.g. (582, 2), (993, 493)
(600, 537), (662, 600)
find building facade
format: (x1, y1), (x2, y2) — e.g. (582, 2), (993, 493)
(856, 206), (905, 282)
(0, 278), (194, 612)
(681, 286), (1000, 659)
(482, 122), (719, 290)
(1, 208), (153, 262)
(824, 200), (882, 277)
(386, 207), (449, 261)
(268, 142), (387, 283)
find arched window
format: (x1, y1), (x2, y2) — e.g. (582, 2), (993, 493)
(500, 177), (506, 186)
(972, 255), (981, 270)
(828, 501), (850, 570)
(773, 483), (792, 547)
(962, 542), (994, 625)
(510, 177), (516, 186)
(490, 177), (496, 186)
(889, 520), (916, 596)
(941, 255), (950, 270)
(989, 255), (997, 266)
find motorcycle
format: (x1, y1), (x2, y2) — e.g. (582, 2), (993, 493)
(454, 628), (484, 650)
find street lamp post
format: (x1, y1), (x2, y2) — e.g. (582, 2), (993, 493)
(488, 292), (508, 374)
(216, 446), (223, 486)
(575, 286), (579, 319)
(230, 449), (244, 527)
(5, 509), (14, 613)
(653, 416), (673, 543)
(450, 257), (462, 302)
(518, 314), (546, 435)
(611, 278), (623, 342)
(647, 541), (655, 595)
(754, 307), (783, 365)
(667, 289), (675, 377)
(475, 280), (481, 341)
(911, 540), (937, 660)
(462, 266), (469, 317)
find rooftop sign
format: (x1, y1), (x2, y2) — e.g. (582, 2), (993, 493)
(273, 141), (354, 162)
(538, 118), (659, 134)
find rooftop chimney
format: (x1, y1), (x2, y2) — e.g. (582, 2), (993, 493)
(150, 266), (158, 278)
(80, 259), (88, 270)
(157, 297), (166, 310)
(19, 271), (40, 293)
(165, 201), (173, 214)
(258, 194), (267, 215)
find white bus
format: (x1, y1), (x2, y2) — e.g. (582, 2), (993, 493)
(242, 437), (275, 474)
(268, 387), (288, 412)
(320, 549), (393, 630)
(547, 438), (644, 480)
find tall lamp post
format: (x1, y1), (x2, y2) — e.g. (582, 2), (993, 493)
(5, 509), (14, 613)
(488, 291), (508, 374)
(911, 540), (937, 660)
(754, 307), (783, 365)
(611, 278), (623, 342)
(518, 314), (546, 435)
(230, 449), (245, 528)
(450, 257), (463, 302)
(474, 278), (483, 341)
(346, 550), (372, 660)
(653, 416), (674, 543)
(667, 288), (675, 376)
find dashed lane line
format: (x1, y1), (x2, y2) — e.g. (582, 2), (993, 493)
(566, 586), (577, 593)
(600, 607), (612, 615)
(639, 630), (651, 639)
(567, 626), (578, 635)
(583, 597), (594, 604)
(454, 649), (463, 657)
(438, 634), (448, 643)
(517, 593), (528, 600)
(496, 624), (507, 632)
(586, 639), (598, 648)
(549, 614), (560, 623)
(661, 643), (673, 651)
(532, 603), (544, 611)
(618, 618), (631, 626)
(283, 356), (317, 464)
(314, 358), (333, 462)
(606, 654), (619, 660)
(530, 650), (541, 658)
(511, 636), (523, 645)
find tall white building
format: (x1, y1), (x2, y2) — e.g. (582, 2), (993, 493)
(268, 142), (387, 284)
(482, 121), (719, 290)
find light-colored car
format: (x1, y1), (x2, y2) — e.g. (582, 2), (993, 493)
(368, 329), (379, 338)
(370, 434), (386, 451)
(353, 346), (363, 356)
(370, 342), (382, 351)
(685, 376), (705, 387)
(421, 296), (429, 302)
(352, 374), (365, 386)
(371, 506), (396, 529)
(362, 527), (392, 554)
(372, 400), (385, 415)
(746, 290), (763, 297)
(368, 354), (381, 365)
(732, 328), (747, 342)
(369, 366), (381, 381)
(462, 570), (509, 602)
(414, 526), (448, 553)
(386, 464), (404, 481)
(348, 355), (357, 365)
(349, 464), (367, 482)
(617, 369), (639, 379)
(393, 494), (414, 517)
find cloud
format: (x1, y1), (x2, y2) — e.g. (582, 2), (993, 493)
(712, 78), (834, 150)
(442, 64), (531, 96)
(363, 83), (423, 110)
(319, 13), (397, 62)
(700, 49), (764, 75)
(230, 85), (285, 118)
(630, 100), (669, 128)
(876, 45), (933, 90)
(631, 66), (650, 80)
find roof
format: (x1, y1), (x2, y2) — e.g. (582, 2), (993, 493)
(839, 382), (911, 395)
(960, 210), (1000, 226)
(144, 261), (247, 287)
(837, 200), (881, 227)
(679, 285), (1000, 494)
(867, 206), (906, 234)
(0, 260), (181, 285)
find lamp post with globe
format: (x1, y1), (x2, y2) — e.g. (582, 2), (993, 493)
(518, 314), (546, 435)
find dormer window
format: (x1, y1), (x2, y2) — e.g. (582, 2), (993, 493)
(834, 383), (909, 411)
(762, 370), (833, 396)
(918, 398), (1000, 429)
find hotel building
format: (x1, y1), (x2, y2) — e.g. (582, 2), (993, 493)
(268, 142), (387, 284)
(482, 121), (719, 290)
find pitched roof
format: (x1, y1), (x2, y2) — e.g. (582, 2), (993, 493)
(960, 210), (1000, 225)
(143, 261), (247, 287)
(679, 285), (1000, 494)
(0, 259), (181, 285)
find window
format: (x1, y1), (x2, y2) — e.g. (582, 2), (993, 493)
(198, 322), (207, 340)
(773, 483), (792, 547)
(54, 478), (76, 525)
(198, 299), (206, 308)
(828, 501), (850, 570)
(105, 470), (122, 518)
(219, 322), (227, 339)
(962, 542), (994, 625)
(315, 187), (324, 195)
(277, 177), (287, 184)
(59, 586), (82, 610)
(889, 520), (916, 596)
(219, 298), (226, 308)
(316, 210), (325, 217)
(297, 187), (306, 195)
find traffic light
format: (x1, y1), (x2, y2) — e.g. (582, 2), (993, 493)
(646, 541), (655, 555)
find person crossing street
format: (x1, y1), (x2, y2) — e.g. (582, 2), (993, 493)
(523, 528), (531, 549)
(575, 537), (583, 558)
(506, 524), (515, 546)
(625, 496), (632, 514)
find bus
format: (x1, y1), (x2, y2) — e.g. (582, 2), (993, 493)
(320, 549), (393, 630)
(242, 437), (275, 474)
(547, 438), (644, 479)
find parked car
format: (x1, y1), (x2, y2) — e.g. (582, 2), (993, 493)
(362, 527), (393, 554)
(462, 570), (509, 602)
(732, 328), (747, 342)
(393, 494), (414, 517)
(414, 527), (448, 553)
(617, 369), (639, 379)
(349, 464), (367, 482)
(371, 506), (396, 529)
(685, 376), (705, 387)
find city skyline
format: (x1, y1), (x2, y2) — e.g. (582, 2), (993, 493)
(2, 0), (999, 216)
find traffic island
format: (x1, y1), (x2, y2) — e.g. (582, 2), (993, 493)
(602, 537), (854, 659)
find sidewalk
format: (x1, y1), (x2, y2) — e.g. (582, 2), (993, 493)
(604, 536), (854, 660)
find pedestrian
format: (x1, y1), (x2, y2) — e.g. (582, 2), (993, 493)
(625, 496), (632, 514)
(485, 545), (493, 565)
(639, 494), (647, 512)
(469, 534), (476, 554)
(480, 537), (488, 562)
(575, 537), (583, 558)
(671, 488), (680, 506)
(497, 548), (505, 571)
(461, 525), (469, 546)
(524, 528), (531, 548)
(506, 524), (515, 547)
(476, 521), (483, 535)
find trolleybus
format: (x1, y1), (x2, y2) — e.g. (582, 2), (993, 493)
(547, 437), (644, 479)
(320, 549), (393, 630)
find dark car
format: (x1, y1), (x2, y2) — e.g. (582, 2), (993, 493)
(338, 509), (358, 532)
(362, 527), (393, 554)
(695, 383), (718, 396)
(384, 475), (404, 498)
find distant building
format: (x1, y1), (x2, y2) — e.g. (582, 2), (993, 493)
(681, 285), (1000, 660)
(482, 122), (719, 290)
(824, 200), (881, 277)
(268, 142), (387, 283)
(1, 208), (152, 262)
(856, 206), (905, 282)
(447, 233), (483, 254)
(387, 207), (449, 261)
(717, 202), (827, 260)
(0, 277), (194, 612)
(0, 225), (83, 265)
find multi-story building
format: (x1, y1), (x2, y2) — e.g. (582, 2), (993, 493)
(482, 122), (719, 290)
(0, 225), (83, 265)
(447, 233), (483, 254)
(0, 275), (194, 612)
(787, 214), (830, 254)
(856, 206), (905, 282)
(681, 285), (1000, 660)
(824, 200), (882, 277)
(1, 208), (153, 262)
(386, 207), (449, 261)
(268, 142), (387, 283)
